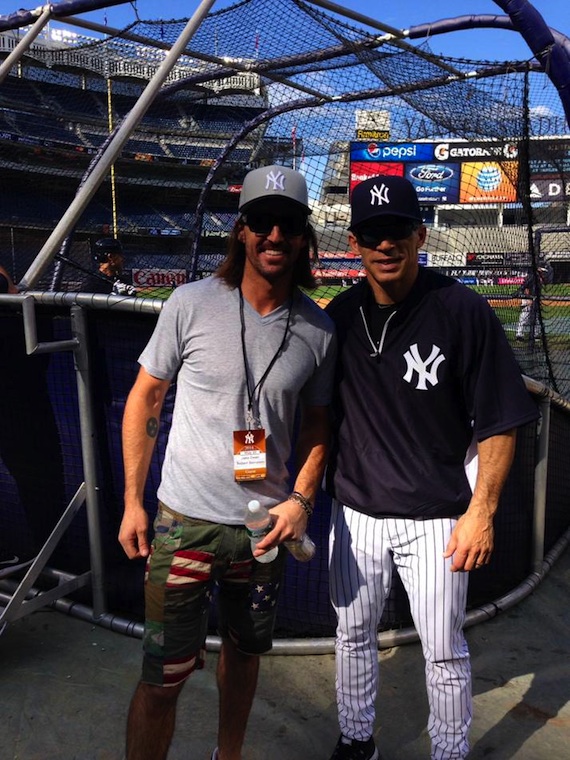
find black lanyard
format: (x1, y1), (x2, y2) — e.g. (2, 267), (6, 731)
(238, 287), (293, 429)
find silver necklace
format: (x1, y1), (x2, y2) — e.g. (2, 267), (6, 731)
(359, 304), (397, 358)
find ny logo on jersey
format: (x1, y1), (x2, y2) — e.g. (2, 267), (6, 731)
(369, 183), (390, 206)
(265, 169), (286, 192)
(403, 343), (446, 390)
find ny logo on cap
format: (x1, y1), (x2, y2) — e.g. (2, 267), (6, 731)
(265, 169), (286, 191)
(369, 183), (390, 206)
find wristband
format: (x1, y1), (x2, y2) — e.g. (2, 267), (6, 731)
(288, 490), (313, 517)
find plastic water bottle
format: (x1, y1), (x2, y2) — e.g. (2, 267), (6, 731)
(285, 533), (316, 562)
(245, 500), (278, 563)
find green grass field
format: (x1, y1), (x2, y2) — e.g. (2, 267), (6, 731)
(139, 283), (349, 303)
(138, 281), (570, 344)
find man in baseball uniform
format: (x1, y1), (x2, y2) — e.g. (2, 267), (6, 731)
(514, 263), (550, 341)
(325, 175), (539, 760)
(82, 237), (137, 296)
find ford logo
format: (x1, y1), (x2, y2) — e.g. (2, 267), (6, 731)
(410, 165), (454, 182)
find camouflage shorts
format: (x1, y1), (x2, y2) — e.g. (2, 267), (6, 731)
(141, 502), (286, 687)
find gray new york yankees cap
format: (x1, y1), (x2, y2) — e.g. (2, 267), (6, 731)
(349, 175), (422, 229)
(239, 164), (311, 214)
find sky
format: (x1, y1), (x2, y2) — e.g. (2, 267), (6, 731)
(5, 0), (567, 62)
(0, 0), (569, 61)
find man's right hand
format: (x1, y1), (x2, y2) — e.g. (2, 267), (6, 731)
(119, 506), (150, 559)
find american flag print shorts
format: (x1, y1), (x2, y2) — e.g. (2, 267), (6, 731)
(141, 502), (286, 687)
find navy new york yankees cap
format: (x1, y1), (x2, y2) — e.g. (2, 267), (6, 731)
(349, 175), (422, 230)
(93, 236), (123, 263)
(239, 164), (311, 214)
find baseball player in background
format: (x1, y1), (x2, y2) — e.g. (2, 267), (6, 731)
(514, 263), (551, 341)
(324, 175), (539, 760)
(82, 236), (137, 296)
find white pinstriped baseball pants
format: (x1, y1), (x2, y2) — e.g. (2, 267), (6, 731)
(329, 501), (472, 760)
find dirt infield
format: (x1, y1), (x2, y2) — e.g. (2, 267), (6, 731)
(315, 297), (528, 310)
(314, 296), (570, 310)
(489, 298), (570, 308)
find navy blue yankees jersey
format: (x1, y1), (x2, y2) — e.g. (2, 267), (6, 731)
(325, 268), (539, 518)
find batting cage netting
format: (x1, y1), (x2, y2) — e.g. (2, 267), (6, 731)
(1, 0), (570, 642)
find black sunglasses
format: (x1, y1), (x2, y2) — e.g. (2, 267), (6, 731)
(243, 211), (308, 237)
(354, 221), (418, 249)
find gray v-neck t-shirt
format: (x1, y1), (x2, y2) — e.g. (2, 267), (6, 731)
(139, 275), (336, 524)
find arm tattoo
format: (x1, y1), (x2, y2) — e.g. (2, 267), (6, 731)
(146, 417), (159, 439)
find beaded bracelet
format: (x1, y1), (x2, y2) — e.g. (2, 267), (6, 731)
(288, 490), (314, 517)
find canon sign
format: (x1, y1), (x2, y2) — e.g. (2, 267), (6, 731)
(133, 269), (187, 287)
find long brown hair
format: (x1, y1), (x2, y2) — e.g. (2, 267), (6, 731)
(215, 219), (318, 290)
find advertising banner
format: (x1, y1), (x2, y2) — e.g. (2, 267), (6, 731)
(133, 269), (187, 287)
(529, 177), (570, 201)
(349, 140), (521, 205)
(459, 161), (518, 203)
(406, 163), (460, 203)
(350, 161), (402, 192)
(350, 141), (435, 163)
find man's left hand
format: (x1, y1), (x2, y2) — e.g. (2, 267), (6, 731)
(443, 509), (495, 572)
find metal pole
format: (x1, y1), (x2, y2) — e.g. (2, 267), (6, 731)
(307, 0), (403, 36)
(106, 77), (119, 238)
(306, 0), (463, 76)
(0, 6), (52, 85)
(532, 397), (550, 572)
(70, 305), (107, 617)
(0, 290), (164, 315)
(21, 295), (79, 355)
(19, 0), (218, 290)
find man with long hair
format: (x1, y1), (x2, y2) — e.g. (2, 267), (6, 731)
(119, 165), (336, 760)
